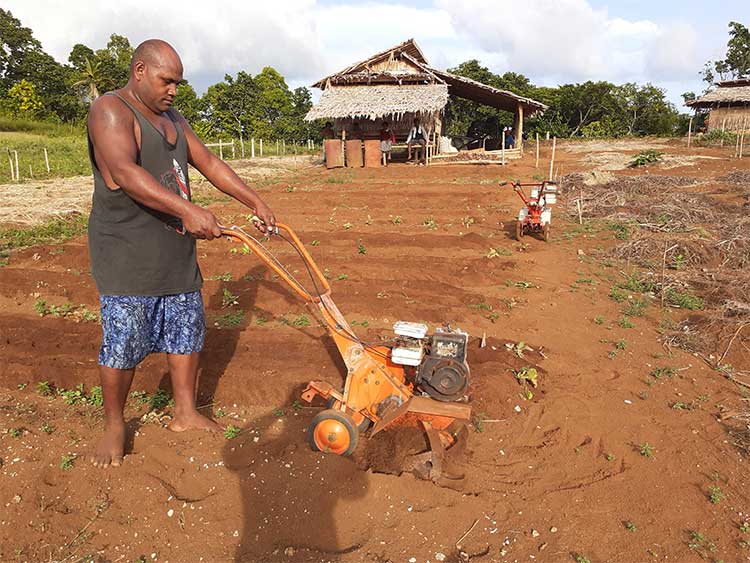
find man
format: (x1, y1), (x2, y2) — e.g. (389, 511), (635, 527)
(406, 117), (428, 164)
(504, 127), (515, 149)
(86, 39), (276, 468)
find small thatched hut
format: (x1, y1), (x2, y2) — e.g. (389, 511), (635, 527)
(305, 39), (546, 153)
(687, 79), (750, 132)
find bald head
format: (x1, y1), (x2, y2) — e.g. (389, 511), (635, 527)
(131, 39), (182, 73)
(128, 39), (183, 113)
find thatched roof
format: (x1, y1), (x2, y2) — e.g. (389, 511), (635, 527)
(308, 38), (547, 118)
(312, 39), (428, 89)
(304, 84), (449, 121)
(427, 67), (547, 114)
(687, 79), (750, 109)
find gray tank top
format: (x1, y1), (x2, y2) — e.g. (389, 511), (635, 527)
(87, 92), (202, 296)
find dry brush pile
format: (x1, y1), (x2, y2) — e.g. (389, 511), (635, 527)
(562, 172), (750, 360)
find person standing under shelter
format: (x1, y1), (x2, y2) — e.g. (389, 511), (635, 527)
(407, 117), (428, 164)
(379, 121), (395, 165)
(86, 39), (276, 468)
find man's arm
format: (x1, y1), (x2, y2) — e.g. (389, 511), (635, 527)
(406, 127), (414, 143)
(176, 114), (276, 233)
(88, 96), (221, 239)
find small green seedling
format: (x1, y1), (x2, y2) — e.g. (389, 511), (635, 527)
(594, 316), (604, 325)
(41, 422), (54, 434)
(739, 521), (749, 534)
(273, 408), (285, 417)
(224, 425), (241, 440)
(624, 521), (637, 532)
(422, 217), (438, 230)
(650, 367), (675, 379)
(708, 485), (724, 505)
(292, 315), (311, 327)
(60, 454), (75, 471)
(472, 412), (487, 433)
(310, 239), (320, 246)
(513, 367), (539, 388)
(221, 288), (239, 308)
(638, 443), (655, 458)
(357, 240), (367, 255)
(618, 317), (634, 329)
(37, 381), (54, 396)
(605, 453), (616, 462)
(9, 427), (23, 438)
(390, 215), (402, 225)
(615, 339), (627, 350)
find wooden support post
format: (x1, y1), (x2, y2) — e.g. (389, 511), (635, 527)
(251, 137), (255, 158)
(687, 116), (693, 148)
(548, 137), (556, 180)
(219, 140), (223, 160)
(516, 103), (524, 153)
(44, 148), (50, 173)
(260, 138), (263, 157)
(546, 131), (550, 141)
(721, 118), (727, 146)
(8, 151), (14, 181)
(29, 164), (33, 179)
(535, 133), (539, 168)
(501, 131), (506, 165)
(231, 140), (235, 159)
(341, 129), (345, 164)
(240, 137), (245, 158)
(282, 139), (286, 155)
(276, 140), (279, 156)
(14, 151), (19, 180)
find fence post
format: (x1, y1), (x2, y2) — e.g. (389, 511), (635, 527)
(14, 151), (19, 180)
(8, 150), (14, 181)
(251, 137), (255, 158)
(231, 140), (236, 159)
(535, 133), (539, 168)
(548, 137), (557, 180)
(687, 116), (693, 148)
(240, 137), (245, 158)
(44, 148), (50, 173)
(219, 139), (223, 160)
(282, 140), (286, 155)
(501, 131), (506, 165)
(260, 138), (263, 157)
(276, 140), (279, 156)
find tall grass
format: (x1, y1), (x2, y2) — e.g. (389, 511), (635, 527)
(0, 130), (90, 183)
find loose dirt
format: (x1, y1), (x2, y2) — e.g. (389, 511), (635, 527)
(0, 140), (749, 563)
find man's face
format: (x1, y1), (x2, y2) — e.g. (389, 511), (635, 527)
(134, 57), (184, 113)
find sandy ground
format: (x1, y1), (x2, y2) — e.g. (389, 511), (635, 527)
(0, 140), (749, 563)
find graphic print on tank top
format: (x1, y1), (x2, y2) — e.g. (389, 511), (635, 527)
(159, 158), (190, 233)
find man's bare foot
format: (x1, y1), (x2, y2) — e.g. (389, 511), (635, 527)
(92, 421), (126, 468)
(168, 409), (223, 433)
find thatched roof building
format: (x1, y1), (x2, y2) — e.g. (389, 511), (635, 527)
(305, 39), (546, 148)
(687, 79), (750, 132)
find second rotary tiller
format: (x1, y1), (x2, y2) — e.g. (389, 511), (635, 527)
(502, 180), (558, 242)
(220, 223), (472, 485)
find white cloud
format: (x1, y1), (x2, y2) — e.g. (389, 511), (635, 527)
(3, 0), (712, 105)
(4, 0), (325, 85)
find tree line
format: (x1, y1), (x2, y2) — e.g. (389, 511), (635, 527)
(1, 8), (747, 142)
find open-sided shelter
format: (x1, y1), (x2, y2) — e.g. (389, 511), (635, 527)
(305, 39), (546, 152)
(687, 79), (750, 132)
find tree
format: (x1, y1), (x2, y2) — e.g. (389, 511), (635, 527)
(702, 21), (750, 84)
(73, 57), (102, 102)
(0, 9), (80, 120)
(173, 81), (204, 124)
(3, 79), (42, 118)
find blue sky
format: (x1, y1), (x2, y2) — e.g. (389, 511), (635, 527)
(6, 1), (747, 109)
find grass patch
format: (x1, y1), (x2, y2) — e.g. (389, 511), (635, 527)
(665, 289), (704, 310)
(0, 129), (89, 182)
(0, 214), (88, 251)
(622, 297), (649, 317)
(214, 310), (245, 328)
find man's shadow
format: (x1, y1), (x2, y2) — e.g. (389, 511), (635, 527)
(223, 387), (369, 562)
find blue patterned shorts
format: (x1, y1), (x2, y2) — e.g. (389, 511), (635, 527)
(98, 291), (206, 369)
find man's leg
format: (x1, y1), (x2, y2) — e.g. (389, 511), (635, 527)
(166, 352), (222, 432)
(407, 142), (412, 160)
(92, 365), (135, 467)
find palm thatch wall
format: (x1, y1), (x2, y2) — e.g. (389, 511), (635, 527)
(706, 106), (750, 132)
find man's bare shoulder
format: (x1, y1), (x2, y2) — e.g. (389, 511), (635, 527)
(88, 92), (134, 131)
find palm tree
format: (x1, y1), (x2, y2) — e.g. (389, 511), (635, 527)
(73, 57), (102, 102)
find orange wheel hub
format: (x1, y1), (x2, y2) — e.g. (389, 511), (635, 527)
(313, 418), (350, 454)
